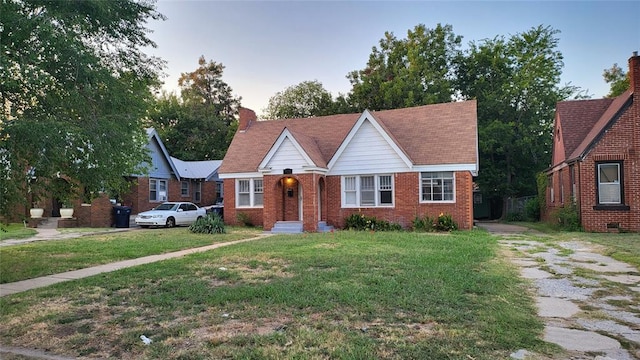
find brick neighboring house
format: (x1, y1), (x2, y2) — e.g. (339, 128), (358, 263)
(219, 101), (478, 232)
(545, 52), (640, 232)
(122, 128), (223, 215)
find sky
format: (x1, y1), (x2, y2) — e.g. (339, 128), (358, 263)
(145, 1), (640, 116)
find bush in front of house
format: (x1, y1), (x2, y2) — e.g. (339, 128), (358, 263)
(344, 213), (402, 231)
(236, 212), (253, 227)
(552, 203), (581, 231)
(413, 214), (437, 232)
(414, 213), (458, 232)
(189, 213), (226, 234)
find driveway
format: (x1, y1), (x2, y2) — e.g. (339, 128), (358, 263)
(479, 221), (640, 360)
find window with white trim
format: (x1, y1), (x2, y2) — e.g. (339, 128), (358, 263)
(181, 181), (189, 197)
(420, 172), (454, 202)
(341, 174), (394, 207)
(597, 163), (621, 204)
(149, 178), (167, 202)
(236, 178), (263, 207)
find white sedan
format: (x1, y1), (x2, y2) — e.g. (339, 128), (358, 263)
(135, 202), (206, 228)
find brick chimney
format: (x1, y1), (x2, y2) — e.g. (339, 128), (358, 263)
(238, 107), (257, 132)
(630, 51), (640, 95)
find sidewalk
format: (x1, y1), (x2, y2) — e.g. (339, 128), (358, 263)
(0, 233), (272, 297)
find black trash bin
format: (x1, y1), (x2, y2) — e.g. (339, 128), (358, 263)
(113, 206), (132, 228)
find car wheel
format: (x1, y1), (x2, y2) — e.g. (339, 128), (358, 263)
(197, 216), (203, 221)
(140, 225), (150, 229)
(166, 217), (176, 228)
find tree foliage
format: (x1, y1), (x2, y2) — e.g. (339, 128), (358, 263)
(456, 25), (579, 214)
(347, 23), (462, 111)
(263, 80), (338, 119)
(0, 0), (164, 214)
(147, 56), (240, 160)
(603, 63), (630, 98)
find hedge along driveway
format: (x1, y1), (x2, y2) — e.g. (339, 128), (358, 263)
(0, 227), (263, 283)
(0, 230), (552, 360)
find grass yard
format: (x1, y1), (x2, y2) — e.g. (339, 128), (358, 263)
(0, 230), (551, 359)
(0, 224), (37, 241)
(0, 227), (262, 283)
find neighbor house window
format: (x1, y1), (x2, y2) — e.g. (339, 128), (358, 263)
(559, 171), (564, 204)
(181, 181), (189, 197)
(236, 178), (263, 207)
(341, 174), (394, 207)
(193, 182), (202, 203)
(597, 162), (622, 204)
(420, 172), (454, 202)
(548, 175), (554, 203)
(149, 179), (167, 202)
(216, 181), (224, 200)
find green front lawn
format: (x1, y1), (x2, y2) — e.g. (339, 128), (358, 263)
(0, 223), (37, 241)
(0, 230), (552, 359)
(0, 227), (262, 283)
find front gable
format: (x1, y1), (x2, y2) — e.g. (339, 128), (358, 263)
(328, 110), (412, 175)
(145, 129), (179, 180)
(259, 128), (320, 174)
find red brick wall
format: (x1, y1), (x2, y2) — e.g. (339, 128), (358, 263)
(326, 171), (473, 230)
(224, 171), (474, 232)
(223, 178), (264, 227)
(577, 104), (639, 232)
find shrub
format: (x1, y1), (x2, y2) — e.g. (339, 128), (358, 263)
(524, 197), (541, 221)
(189, 214), (226, 234)
(505, 211), (524, 222)
(435, 213), (458, 231)
(413, 214), (436, 232)
(553, 203), (581, 231)
(236, 212), (253, 227)
(344, 213), (402, 231)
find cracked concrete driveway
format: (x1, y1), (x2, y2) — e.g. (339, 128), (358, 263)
(477, 222), (640, 360)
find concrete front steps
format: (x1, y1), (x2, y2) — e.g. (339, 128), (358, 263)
(270, 221), (335, 234)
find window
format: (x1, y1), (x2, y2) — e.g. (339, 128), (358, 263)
(254, 179), (263, 206)
(236, 178), (264, 207)
(569, 165), (576, 198)
(559, 171), (564, 204)
(597, 163), (621, 204)
(216, 182), (224, 199)
(149, 179), (167, 202)
(548, 175), (554, 203)
(378, 175), (393, 205)
(341, 174), (394, 207)
(194, 182), (202, 203)
(344, 176), (357, 205)
(181, 181), (189, 197)
(421, 172), (454, 202)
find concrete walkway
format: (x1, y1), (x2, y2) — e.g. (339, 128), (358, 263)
(0, 232), (273, 297)
(477, 221), (639, 360)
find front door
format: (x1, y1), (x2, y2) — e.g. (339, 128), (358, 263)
(281, 177), (300, 221)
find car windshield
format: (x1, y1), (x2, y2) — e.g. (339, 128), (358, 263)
(154, 203), (178, 211)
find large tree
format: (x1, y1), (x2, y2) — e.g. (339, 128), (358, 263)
(456, 25), (580, 216)
(0, 0), (164, 214)
(603, 63), (630, 98)
(148, 56), (240, 160)
(346, 23), (462, 111)
(263, 80), (338, 119)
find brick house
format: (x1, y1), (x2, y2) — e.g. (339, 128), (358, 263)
(546, 52), (640, 232)
(219, 101), (478, 232)
(122, 128), (223, 215)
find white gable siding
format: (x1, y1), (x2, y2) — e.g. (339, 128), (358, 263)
(329, 120), (410, 175)
(265, 137), (311, 171)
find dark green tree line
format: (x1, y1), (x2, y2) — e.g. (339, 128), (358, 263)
(0, 0), (164, 215)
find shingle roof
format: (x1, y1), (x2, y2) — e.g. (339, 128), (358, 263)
(552, 91), (632, 166)
(220, 101), (478, 174)
(568, 90), (633, 161)
(553, 98), (614, 166)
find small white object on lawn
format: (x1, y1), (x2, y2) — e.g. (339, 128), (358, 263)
(219, 267), (227, 271)
(140, 335), (152, 345)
